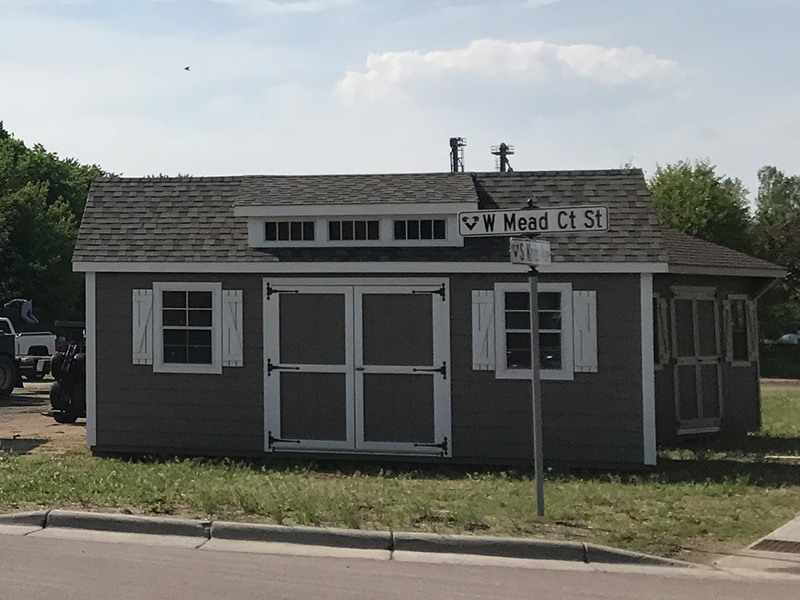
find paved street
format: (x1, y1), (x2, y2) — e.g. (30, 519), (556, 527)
(1, 532), (799, 600)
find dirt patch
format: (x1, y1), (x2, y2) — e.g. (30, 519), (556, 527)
(761, 378), (800, 392)
(0, 380), (87, 456)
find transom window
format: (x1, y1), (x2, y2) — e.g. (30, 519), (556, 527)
(265, 221), (315, 241)
(329, 220), (379, 241)
(393, 219), (446, 240)
(494, 282), (573, 380)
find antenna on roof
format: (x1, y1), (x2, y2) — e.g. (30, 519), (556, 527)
(449, 137), (466, 172)
(491, 142), (514, 172)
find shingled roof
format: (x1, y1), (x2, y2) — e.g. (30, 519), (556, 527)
(71, 170), (782, 278)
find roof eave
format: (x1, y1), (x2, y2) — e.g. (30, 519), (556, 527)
(667, 265), (787, 279)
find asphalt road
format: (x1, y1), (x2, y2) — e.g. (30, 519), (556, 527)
(1, 533), (798, 600)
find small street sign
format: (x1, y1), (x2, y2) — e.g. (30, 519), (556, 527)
(510, 238), (551, 266)
(459, 206), (609, 237)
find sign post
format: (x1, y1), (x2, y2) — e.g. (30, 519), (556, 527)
(510, 237), (550, 517)
(460, 205), (609, 519)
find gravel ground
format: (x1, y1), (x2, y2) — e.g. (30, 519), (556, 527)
(0, 380), (87, 456)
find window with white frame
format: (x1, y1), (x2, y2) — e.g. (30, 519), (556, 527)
(329, 219), (379, 241)
(494, 282), (574, 380)
(724, 295), (758, 366)
(265, 220), (315, 242)
(153, 282), (222, 374)
(653, 294), (671, 369)
(393, 219), (446, 240)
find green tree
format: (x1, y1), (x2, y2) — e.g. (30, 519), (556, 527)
(0, 122), (103, 323)
(648, 159), (752, 253)
(752, 166), (800, 338)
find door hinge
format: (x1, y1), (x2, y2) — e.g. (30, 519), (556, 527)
(265, 282), (299, 300)
(413, 361), (447, 380)
(414, 436), (448, 456)
(412, 283), (446, 301)
(267, 358), (301, 376)
(268, 431), (302, 450)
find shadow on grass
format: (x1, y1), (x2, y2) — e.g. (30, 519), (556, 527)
(662, 432), (800, 457)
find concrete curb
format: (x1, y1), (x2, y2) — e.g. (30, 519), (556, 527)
(0, 510), (693, 567)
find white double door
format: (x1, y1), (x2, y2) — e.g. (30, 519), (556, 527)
(263, 278), (451, 456)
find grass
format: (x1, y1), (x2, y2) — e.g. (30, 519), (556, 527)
(1, 383), (800, 561)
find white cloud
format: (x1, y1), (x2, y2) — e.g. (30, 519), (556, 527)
(335, 39), (678, 103)
(209, 0), (356, 14)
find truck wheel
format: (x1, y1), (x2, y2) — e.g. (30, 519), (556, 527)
(0, 355), (15, 398)
(53, 409), (79, 424)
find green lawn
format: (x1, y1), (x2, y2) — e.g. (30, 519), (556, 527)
(2, 385), (800, 561)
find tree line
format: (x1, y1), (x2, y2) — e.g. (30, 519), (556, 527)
(649, 159), (800, 338)
(1, 123), (798, 337)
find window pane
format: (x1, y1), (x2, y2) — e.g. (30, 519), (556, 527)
(188, 346), (213, 364)
(540, 333), (562, 369)
(506, 332), (531, 369)
(539, 311), (561, 330)
(342, 220), (354, 240)
(368, 220), (379, 240)
(433, 219), (446, 239)
(163, 329), (187, 346)
(188, 329), (212, 346)
(303, 221), (314, 240)
(188, 309), (212, 327)
(407, 220), (420, 240)
(394, 220), (406, 240)
(420, 220), (433, 239)
(355, 220), (367, 240)
(188, 291), (212, 308)
(163, 309), (186, 327)
(539, 292), (560, 311)
(505, 292), (529, 311)
(506, 311), (530, 329)
(163, 291), (186, 308)
(265, 222), (277, 241)
(290, 221), (302, 240)
(164, 345), (188, 364)
(329, 221), (341, 241)
(278, 221), (290, 241)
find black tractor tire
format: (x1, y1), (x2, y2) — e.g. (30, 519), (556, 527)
(50, 352), (66, 379)
(71, 379), (86, 415)
(49, 380), (70, 411)
(53, 409), (79, 424)
(25, 369), (46, 381)
(0, 354), (16, 399)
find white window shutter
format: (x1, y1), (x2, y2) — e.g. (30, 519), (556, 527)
(572, 290), (597, 373)
(132, 289), (153, 365)
(746, 299), (759, 363)
(222, 289), (244, 367)
(472, 290), (495, 370)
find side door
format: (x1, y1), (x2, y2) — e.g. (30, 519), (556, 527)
(354, 283), (451, 456)
(263, 282), (355, 451)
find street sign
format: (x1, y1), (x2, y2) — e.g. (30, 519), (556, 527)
(459, 205), (609, 237)
(510, 237), (551, 266)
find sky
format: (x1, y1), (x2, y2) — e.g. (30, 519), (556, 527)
(1, 0), (799, 197)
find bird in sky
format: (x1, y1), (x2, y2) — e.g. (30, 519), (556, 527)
(184, 66), (190, 71)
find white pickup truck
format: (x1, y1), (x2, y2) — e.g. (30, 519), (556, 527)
(0, 317), (56, 380)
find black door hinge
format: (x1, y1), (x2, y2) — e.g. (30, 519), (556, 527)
(412, 283), (446, 301)
(267, 358), (301, 376)
(412, 361), (447, 380)
(268, 431), (302, 450)
(414, 437), (449, 456)
(265, 282), (299, 300)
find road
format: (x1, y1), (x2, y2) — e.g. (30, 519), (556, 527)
(1, 533), (798, 600)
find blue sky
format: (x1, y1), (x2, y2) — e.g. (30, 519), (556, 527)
(1, 0), (798, 196)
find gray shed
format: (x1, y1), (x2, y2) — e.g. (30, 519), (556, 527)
(72, 169), (784, 468)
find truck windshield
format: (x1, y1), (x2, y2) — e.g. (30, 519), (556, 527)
(0, 321), (11, 334)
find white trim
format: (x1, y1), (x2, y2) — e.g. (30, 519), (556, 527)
(234, 202), (477, 218)
(493, 282), (574, 381)
(724, 294), (754, 367)
(667, 265), (786, 278)
(74, 261), (670, 274)
(640, 274), (656, 466)
(152, 282), (223, 374)
(85, 272), (97, 447)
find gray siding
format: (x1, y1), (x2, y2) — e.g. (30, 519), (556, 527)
(450, 273), (645, 467)
(95, 273), (264, 453)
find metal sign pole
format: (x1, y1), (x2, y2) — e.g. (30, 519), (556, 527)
(529, 265), (545, 517)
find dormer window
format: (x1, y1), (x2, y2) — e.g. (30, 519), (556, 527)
(393, 219), (446, 241)
(329, 220), (380, 241)
(265, 221), (315, 242)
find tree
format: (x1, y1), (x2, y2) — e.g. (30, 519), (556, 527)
(0, 123), (103, 323)
(751, 166), (800, 338)
(647, 159), (752, 254)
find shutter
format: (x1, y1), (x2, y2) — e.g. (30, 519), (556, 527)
(746, 299), (759, 363)
(471, 290), (495, 370)
(132, 289), (153, 365)
(222, 289), (244, 367)
(572, 290), (597, 373)
(722, 299), (733, 363)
